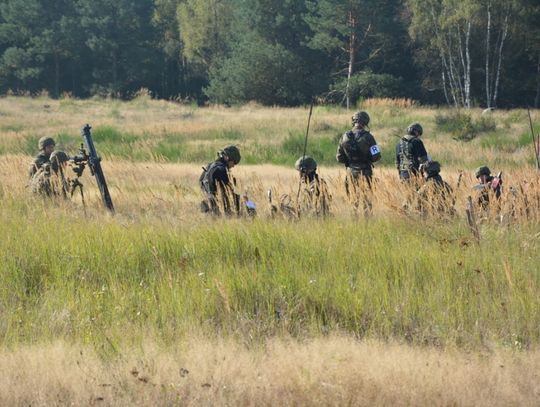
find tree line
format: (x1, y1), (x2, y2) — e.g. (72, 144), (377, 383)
(0, 0), (538, 107)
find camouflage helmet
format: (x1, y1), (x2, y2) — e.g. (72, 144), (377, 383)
(407, 123), (423, 136)
(475, 166), (491, 178)
(50, 150), (70, 172)
(422, 160), (440, 175)
(221, 145), (241, 164)
(295, 155), (317, 174)
(352, 111), (370, 126)
(38, 136), (55, 150)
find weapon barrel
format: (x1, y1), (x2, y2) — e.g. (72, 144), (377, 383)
(82, 124), (115, 213)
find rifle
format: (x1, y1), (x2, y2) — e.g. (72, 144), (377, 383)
(69, 125), (115, 213)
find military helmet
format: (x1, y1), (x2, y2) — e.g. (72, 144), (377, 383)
(352, 111), (370, 126)
(475, 165), (491, 178)
(295, 155), (317, 174)
(221, 145), (241, 164)
(407, 123), (423, 136)
(50, 150), (69, 172)
(38, 136), (55, 150)
(422, 160), (440, 175)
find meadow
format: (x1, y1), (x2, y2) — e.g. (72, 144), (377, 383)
(1, 96), (539, 405)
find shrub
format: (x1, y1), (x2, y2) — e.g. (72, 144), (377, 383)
(435, 111), (496, 141)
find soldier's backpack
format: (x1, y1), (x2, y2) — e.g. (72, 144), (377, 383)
(199, 160), (228, 194)
(343, 130), (379, 163)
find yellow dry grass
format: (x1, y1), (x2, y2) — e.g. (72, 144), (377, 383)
(2, 154), (539, 225)
(0, 337), (538, 406)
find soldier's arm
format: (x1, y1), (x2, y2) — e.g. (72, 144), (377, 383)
(336, 137), (349, 165)
(29, 156), (45, 178)
(206, 164), (229, 195)
(395, 143), (401, 170)
(415, 139), (429, 163)
(368, 134), (381, 162)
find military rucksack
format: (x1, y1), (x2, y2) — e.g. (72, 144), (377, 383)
(398, 136), (415, 171)
(342, 130), (374, 164)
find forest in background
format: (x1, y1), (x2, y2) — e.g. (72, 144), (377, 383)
(0, 0), (539, 108)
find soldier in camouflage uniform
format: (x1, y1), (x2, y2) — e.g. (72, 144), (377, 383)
(395, 123), (430, 182)
(416, 161), (453, 216)
(336, 111), (381, 214)
(31, 147), (71, 197)
(199, 145), (242, 215)
(473, 165), (502, 211)
(295, 155), (330, 216)
(29, 136), (56, 178)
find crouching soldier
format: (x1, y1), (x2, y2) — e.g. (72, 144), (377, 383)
(31, 150), (71, 197)
(29, 136), (71, 197)
(199, 145), (244, 216)
(473, 165), (502, 211)
(295, 155), (330, 216)
(29, 136), (56, 178)
(416, 161), (453, 216)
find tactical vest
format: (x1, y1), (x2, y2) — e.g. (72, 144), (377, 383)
(199, 160), (228, 195)
(398, 136), (416, 172)
(343, 130), (372, 168)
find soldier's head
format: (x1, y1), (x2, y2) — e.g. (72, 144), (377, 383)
(475, 165), (491, 183)
(38, 136), (56, 155)
(295, 155), (317, 176)
(421, 160), (441, 177)
(407, 123), (423, 137)
(50, 150), (70, 173)
(352, 111), (370, 129)
(219, 145), (241, 168)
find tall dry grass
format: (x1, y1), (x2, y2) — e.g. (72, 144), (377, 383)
(1, 337), (539, 406)
(2, 154), (538, 225)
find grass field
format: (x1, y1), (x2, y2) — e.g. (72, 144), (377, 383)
(1, 96), (539, 405)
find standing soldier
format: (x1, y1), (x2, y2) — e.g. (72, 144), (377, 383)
(474, 165), (502, 211)
(396, 123), (430, 182)
(199, 145), (243, 215)
(336, 111), (381, 214)
(295, 155), (330, 216)
(29, 136), (56, 178)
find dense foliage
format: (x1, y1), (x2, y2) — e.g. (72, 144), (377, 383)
(0, 0), (538, 107)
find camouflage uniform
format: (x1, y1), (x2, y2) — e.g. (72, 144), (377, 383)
(473, 166), (501, 211)
(295, 156), (330, 216)
(416, 161), (453, 216)
(396, 123), (429, 181)
(29, 152), (52, 178)
(30, 150), (70, 197)
(336, 111), (381, 214)
(199, 145), (241, 215)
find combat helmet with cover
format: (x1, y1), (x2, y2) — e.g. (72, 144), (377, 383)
(352, 111), (370, 127)
(38, 136), (55, 150)
(295, 155), (317, 174)
(219, 145), (241, 164)
(406, 123), (423, 137)
(422, 160), (440, 176)
(475, 166), (491, 178)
